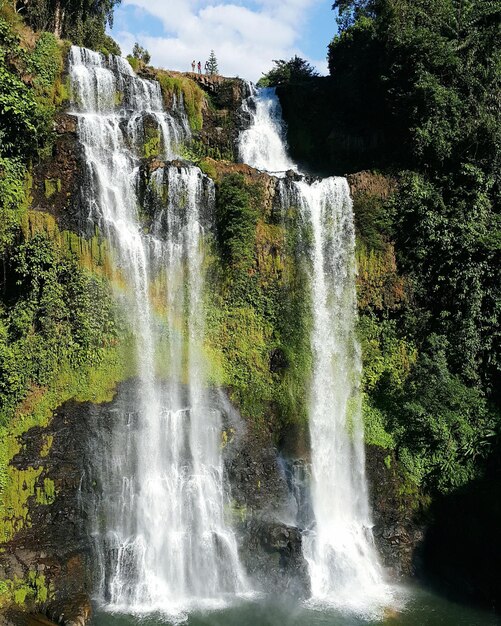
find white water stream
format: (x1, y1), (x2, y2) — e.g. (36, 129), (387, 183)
(69, 46), (247, 618)
(239, 86), (395, 616)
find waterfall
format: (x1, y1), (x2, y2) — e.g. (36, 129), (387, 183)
(238, 87), (394, 615)
(69, 46), (247, 617)
(239, 86), (296, 174)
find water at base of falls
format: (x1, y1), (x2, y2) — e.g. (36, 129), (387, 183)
(69, 46), (247, 617)
(238, 87), (398, 617)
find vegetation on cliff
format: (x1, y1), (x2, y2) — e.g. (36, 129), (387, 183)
(267, 0), (500, 500)
(17, 0), (121, 53)
(0, 0), (499, 613)
(202, 170), (312, 436)
(0, 7), (130, 607)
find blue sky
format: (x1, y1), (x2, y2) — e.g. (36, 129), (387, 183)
(109, 0), (336, 81)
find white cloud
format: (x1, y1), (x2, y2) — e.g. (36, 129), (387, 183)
(112, 0), (327, 81)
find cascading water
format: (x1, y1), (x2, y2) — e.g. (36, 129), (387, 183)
(239, 86), (296, 173)
(69, 46), (247, 617)
(238, 86), (394, 615)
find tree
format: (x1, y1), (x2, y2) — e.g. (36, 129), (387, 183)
(132, 42), (150, 65)
(18, 0), (121, 43)
(332, 0), (375, 30)
(257, 55), (318, 87)
(207, 49), (218, 76)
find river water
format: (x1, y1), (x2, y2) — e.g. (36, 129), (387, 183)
(94, 587), (499, 626)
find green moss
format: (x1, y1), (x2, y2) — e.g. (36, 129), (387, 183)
(143, 129), (161, 159)
(0, 466), (42, 542)
(54, 74), (72, 107)
(155, 71), (206, 131)
(43, 177), (61, 198)
(126, 55), (140, 73)
(35, 478), (56, 505)
(199, 158), (217, 180)
(0, 157), (31, 253)
(363, 398), (395, 449)
(39, 434), (53, 457)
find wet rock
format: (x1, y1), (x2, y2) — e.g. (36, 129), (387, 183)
(224, 418), (309, 596)
(47, 594), (91, 626)
(31, 128), (84, 233)
(365, 445), (426, 578)
(285, 169), (302, 181)
(240, 519), (309, 597)
(55, 114), (77, 135)
(0, 400), (99, 620)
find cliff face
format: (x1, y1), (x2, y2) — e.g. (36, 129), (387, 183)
(0, 69), (314, 618)
(276, 74), (501, 611)
(0, 55), (426, 622)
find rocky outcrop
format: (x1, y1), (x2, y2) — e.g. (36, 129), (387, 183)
(31, 114), (85, 234)
(0, 401), (95, 624)
(225, 422), (310, 596)
(196, 76), (250, 162)
(365, 445), (426, 579)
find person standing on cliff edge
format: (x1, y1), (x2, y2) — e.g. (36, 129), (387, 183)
(197, 61), (202, 74)
(191, 60), (195, 72)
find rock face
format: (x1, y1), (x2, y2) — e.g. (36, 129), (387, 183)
(196, 77), (251, 162)
(365, 446), (425, 578)
(0, 402), (95, 624)
(31, 114), (85, 234)
(0, 381), (311, 623)
(225, 423), (310, 596)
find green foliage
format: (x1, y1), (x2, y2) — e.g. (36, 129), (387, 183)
(358, 314), (416, 394)
(0, 232), (120, 425)
(0, 29), (46, 159)
(216, 174), (257, 268)
(206, 173), (312, 429)
(98, 33), (120, 56)
(258, 55), (319, 88)
(0, 21), (63, 157)
(390, 336), (498, 493)
(126, 54), (140, 73)
(0, 19), (65, 256)
(362, 398), (395, 449)
(359, 310), (500, 493)
(392, 169), (500, 390)
(307, 0), (501, 496)
(0, 569), (53, 609)
(0, 157), (29, 252)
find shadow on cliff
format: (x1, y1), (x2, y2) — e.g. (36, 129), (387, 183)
(418, 460), (501, 613)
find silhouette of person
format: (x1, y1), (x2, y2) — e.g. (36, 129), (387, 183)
(191, 60), (196, 72)
(197, 61), (202, 74)
(204, 61), (210, 75)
